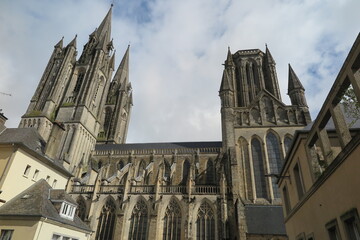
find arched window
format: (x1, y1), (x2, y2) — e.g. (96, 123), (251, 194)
(196, 201), (215, 240)
(182, 160), (190, 185)
(95, 199), (116, 240)
(246, 63), (253, 102)
(104, 107), (112, 133)
(251, 138), (267, 199)
(239, 138), (253, 200)
(76, 197), (87, 221)
(266, 132), (282, 198)
(137, 161), (146, 178)
(117, 160), (124, 171)
(284, 136), (293, 155)
(129, 199), (148, 240)
(74, 72), (85, 93)
(206, 160), (215, 185)
(163, 199), (182, 240)
(164, 160), (171, 182)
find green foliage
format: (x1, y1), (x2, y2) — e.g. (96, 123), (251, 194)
(341, 86), (360, 127)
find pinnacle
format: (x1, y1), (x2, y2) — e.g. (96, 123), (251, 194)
(265, 44), (276, 64)
(220, 70), (233, 92)
(288, 64), (304, 93)
(95, 7), (112, 45)
(54, 37), (64, 48)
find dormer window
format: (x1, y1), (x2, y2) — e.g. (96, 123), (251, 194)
(59, 201), (76, 220)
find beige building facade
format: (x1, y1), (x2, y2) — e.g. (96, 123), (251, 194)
(278, 33), (360, 240)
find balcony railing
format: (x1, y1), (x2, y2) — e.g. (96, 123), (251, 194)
(129, 185), (155, 194)
(160, 185), (187, 194)
(192, 185), (220, 195)
(99, 185), (125, 194)
(71, 185), (94, 194)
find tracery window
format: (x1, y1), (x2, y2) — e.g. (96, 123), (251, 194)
(284, 136), (293, 155)
(163, 199), (182, 240)
(266, 132), (282, 198)
(251, 138), (267, 199)
(104, 107), (112, 133)
(76, 197), (87, 221)
(196, 201), (215, 240)
(206, 159), (215, 185)
(95, 199), (116, 240)
(74, 72), (85, 93)
(129, 199), (148, 240)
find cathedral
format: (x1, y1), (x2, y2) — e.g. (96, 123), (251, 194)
(17, 6), (312, 240)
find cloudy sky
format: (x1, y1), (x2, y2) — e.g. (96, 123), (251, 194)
(0, 0), (359, 143)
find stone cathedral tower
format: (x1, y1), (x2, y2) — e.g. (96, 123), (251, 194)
(19, 7), (132, 172)
(219, 47), (311, 238)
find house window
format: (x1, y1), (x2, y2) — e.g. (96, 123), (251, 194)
(293, 163), (305, 199)
(129, 199), (148, 240)
(46, 176), (50, 182)
(0, 230), (13, 240)
(196, 201), (215, 240)
(326, 219), (341, 240)
(282, 186), (291, 215)
(23, 165), (31, 177)
(52, 234), (61, 240)
(60, 202), (76, 220)
(163, 199), (182, 240)
(32, 169), (39, 180)
(341, 209), (360, 240)
(52, 179), (57, 188)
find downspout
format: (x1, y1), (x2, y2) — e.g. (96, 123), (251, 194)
(35, 217), (48, 240)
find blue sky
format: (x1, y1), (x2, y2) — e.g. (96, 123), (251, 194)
(0, 0), (359, 143)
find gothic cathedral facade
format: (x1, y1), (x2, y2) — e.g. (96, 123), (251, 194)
(19, 7), (311, 240)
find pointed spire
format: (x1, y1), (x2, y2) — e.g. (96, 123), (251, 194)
(67, 34), (77, 48)
(54, 37), (64, 48)
(265, 44), (276, 64)
(113, 45), (130, 85)
(96, 6), (112, 45)
(288, 64), (304, 93)
(225, 47), (234, 67)
(220, 70), (233, 92)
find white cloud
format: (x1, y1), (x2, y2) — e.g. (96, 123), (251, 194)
(0, 0), (359, 143)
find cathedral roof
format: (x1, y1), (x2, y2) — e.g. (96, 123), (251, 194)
(95, 141), (222, 153)
(0, 179), (91, 232)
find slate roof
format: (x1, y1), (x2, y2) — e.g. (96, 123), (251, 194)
(0, 128), (71, 176)
(0, 179), (91, 232)
(95, 141), (222, 151)
(245, 205), (286, 235)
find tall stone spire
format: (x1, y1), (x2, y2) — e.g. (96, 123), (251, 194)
(288, 64), (307, 106)
(265, 44), (275, 65)
(96, 6), (112, 45)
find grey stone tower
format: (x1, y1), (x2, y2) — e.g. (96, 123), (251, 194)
(219, 46), (311, 238)
(20, 7), (132, 172)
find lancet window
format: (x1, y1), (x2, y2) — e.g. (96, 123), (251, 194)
(95, 199), (116, 240)
(206, 159), (215, 185)
(182, 160), (190, 184)
(163, 199), (182, 240)
(196, 201), (215, 240)
(266, 132), (282, 198)
(129, 199), (148, 240)
(251, 138), (267, 199)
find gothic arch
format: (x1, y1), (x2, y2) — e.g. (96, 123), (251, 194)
(95, 197), (117, 240)
(76, 196), (87, 221)
(195, 199), (216, 240)
(251, 136), (268, 199)
(206, 159), (215, 185)
(128, 197), (149, 240)
(117, 160), (125, 171)
(266, 130), (283, 198)
(238, 137), (253, 200)
(162, 197), (183, 240)
(283, 134), (294, 155)
(181, 159), (191, 185)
